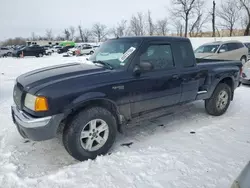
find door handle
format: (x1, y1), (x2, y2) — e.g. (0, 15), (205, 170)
(172, 74), (179, 79)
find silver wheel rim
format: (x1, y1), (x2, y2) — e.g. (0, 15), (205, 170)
(80, 119), (109, 152)
(216, 90), (229, 110)
(39, 53), (43, 57)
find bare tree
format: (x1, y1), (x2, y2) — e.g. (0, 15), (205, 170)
(156, 18), (168, 35)
(147, 10), (155, 35)
(171, 19), (184, 36)
(239, 0), (250, 35)
(64, 29), (70, 40)
(171, 0), (203, 37)
(69, 26), (75, 40)
(78, 25), (84, 42)
(212, 0), (216, 37)
(130, 12), (146, 36)
(92, 23), (108, 42)
(45, 29), (53, 41)
(82, 29), (92, 42)
(112, 20), (127, 37)
(189, 1), (208, 37)
(217, 0), (240, 37)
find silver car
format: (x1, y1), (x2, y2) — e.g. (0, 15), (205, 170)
(195, 41), (248, 65)
(241, 60), (250, 85)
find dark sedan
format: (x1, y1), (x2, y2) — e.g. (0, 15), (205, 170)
(14, 46), (45, 57)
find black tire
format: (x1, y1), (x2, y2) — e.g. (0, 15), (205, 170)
(7, 52), (12, 57)
(63, 107), (117, 161)
(205, 83), (231, 116)
(89, 51), (94, 55)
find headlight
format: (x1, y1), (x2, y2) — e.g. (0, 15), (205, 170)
(24, 93), (49, 112)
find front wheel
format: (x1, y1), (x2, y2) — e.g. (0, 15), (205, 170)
(205, 83), (231, 116)
(63, 107), (117, 161)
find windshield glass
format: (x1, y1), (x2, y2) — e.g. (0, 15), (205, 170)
(195, 44), (220, 53)
(88, 38), (141, 69)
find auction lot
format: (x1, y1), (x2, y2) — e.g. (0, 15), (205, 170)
(0, 54), (250, 187)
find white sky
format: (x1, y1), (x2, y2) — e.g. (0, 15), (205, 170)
(0, 0), (220, 40)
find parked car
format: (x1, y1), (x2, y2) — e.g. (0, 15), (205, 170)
(80, 44), (95, 55)
(241, 60), (250, 85)
(41, 46), (53, 55)
(244, 42), (250, 59)
(195, 41), (248, 64)
(67, 45), (82, 56)
(13, 45), (45, 57)
(51, 45), (62, 53)
(0, 47), (14, 57)
(11, 36), (242, 161)
(58, 46), (74, 54)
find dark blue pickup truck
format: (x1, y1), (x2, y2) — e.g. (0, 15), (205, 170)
(11, 36), (242, 161)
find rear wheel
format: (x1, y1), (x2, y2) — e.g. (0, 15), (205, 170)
(89, 51), (94, 55)
(205, 83), (231, 116)
(63, 107), (117, 161)
(241, 56), (247, 65)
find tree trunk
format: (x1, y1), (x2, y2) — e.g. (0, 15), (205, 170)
(244, 22), (250, 36)
(185, 14), (188, 37)
(230, 28), (233, 37)
(212, 0), (216, 37)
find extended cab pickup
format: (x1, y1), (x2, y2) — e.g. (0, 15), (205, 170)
(11, 37), (242, 161)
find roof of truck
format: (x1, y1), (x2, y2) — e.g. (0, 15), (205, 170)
(112, 36), (190, 41)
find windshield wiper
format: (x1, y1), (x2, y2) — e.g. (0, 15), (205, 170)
(92, 60), (113, 70)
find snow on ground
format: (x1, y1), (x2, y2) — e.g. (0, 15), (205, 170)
(0, 54), (250, 188)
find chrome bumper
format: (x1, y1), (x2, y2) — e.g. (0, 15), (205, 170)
(11, 105), (52, 128)
(11, 105), (64, 141)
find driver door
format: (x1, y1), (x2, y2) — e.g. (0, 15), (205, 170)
(129, 41), (182, 116)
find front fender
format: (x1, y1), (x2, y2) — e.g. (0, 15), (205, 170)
(63, 92), (119, 117)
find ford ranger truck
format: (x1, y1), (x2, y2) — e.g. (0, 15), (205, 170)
(11, 36), (242, 161)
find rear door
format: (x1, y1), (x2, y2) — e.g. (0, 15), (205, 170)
(217, 43), (237, 60)
(172, 41), (206, 102)
(129, 40), (182, 115)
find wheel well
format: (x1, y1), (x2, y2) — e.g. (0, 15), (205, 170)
(58, 99), (121, 134)
(219, 77), (234, 99)
(241, 55), (247, 60)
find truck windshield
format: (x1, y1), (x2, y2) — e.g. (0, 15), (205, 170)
(88, 38), (141, 69)
(195, 44), (220, 53)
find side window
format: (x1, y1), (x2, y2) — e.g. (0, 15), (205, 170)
(236, 43), (244, 49)
(140, 44), (174, 70)
(175, 42), (195, 67)
(219, 44), (229, 52)
(228, 43), (238, 51)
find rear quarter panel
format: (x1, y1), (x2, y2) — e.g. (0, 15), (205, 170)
(197, 61), (242, 99)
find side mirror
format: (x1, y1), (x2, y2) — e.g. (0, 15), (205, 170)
(219, 49), (226, 53)
(133, 61), (153, 76)
(139, 61), (153, 71)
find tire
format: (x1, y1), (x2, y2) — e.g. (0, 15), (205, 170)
(63, 107), (117, 161)
(205, 83), (231, 116)
(89, 51), (94, 55)
(240, 56), (247, 65)
(7, 52), (12, 57)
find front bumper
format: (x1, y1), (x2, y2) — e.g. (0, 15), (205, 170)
(11, 105), (64, 141)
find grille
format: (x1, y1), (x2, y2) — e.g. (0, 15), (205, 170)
(13, 84), (23, 110)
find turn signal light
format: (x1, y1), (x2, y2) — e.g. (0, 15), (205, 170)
(35, 97), (48, 111)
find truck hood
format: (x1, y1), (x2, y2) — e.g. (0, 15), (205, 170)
(17, 62), (109, 93)
(195, 53), (215, 59)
